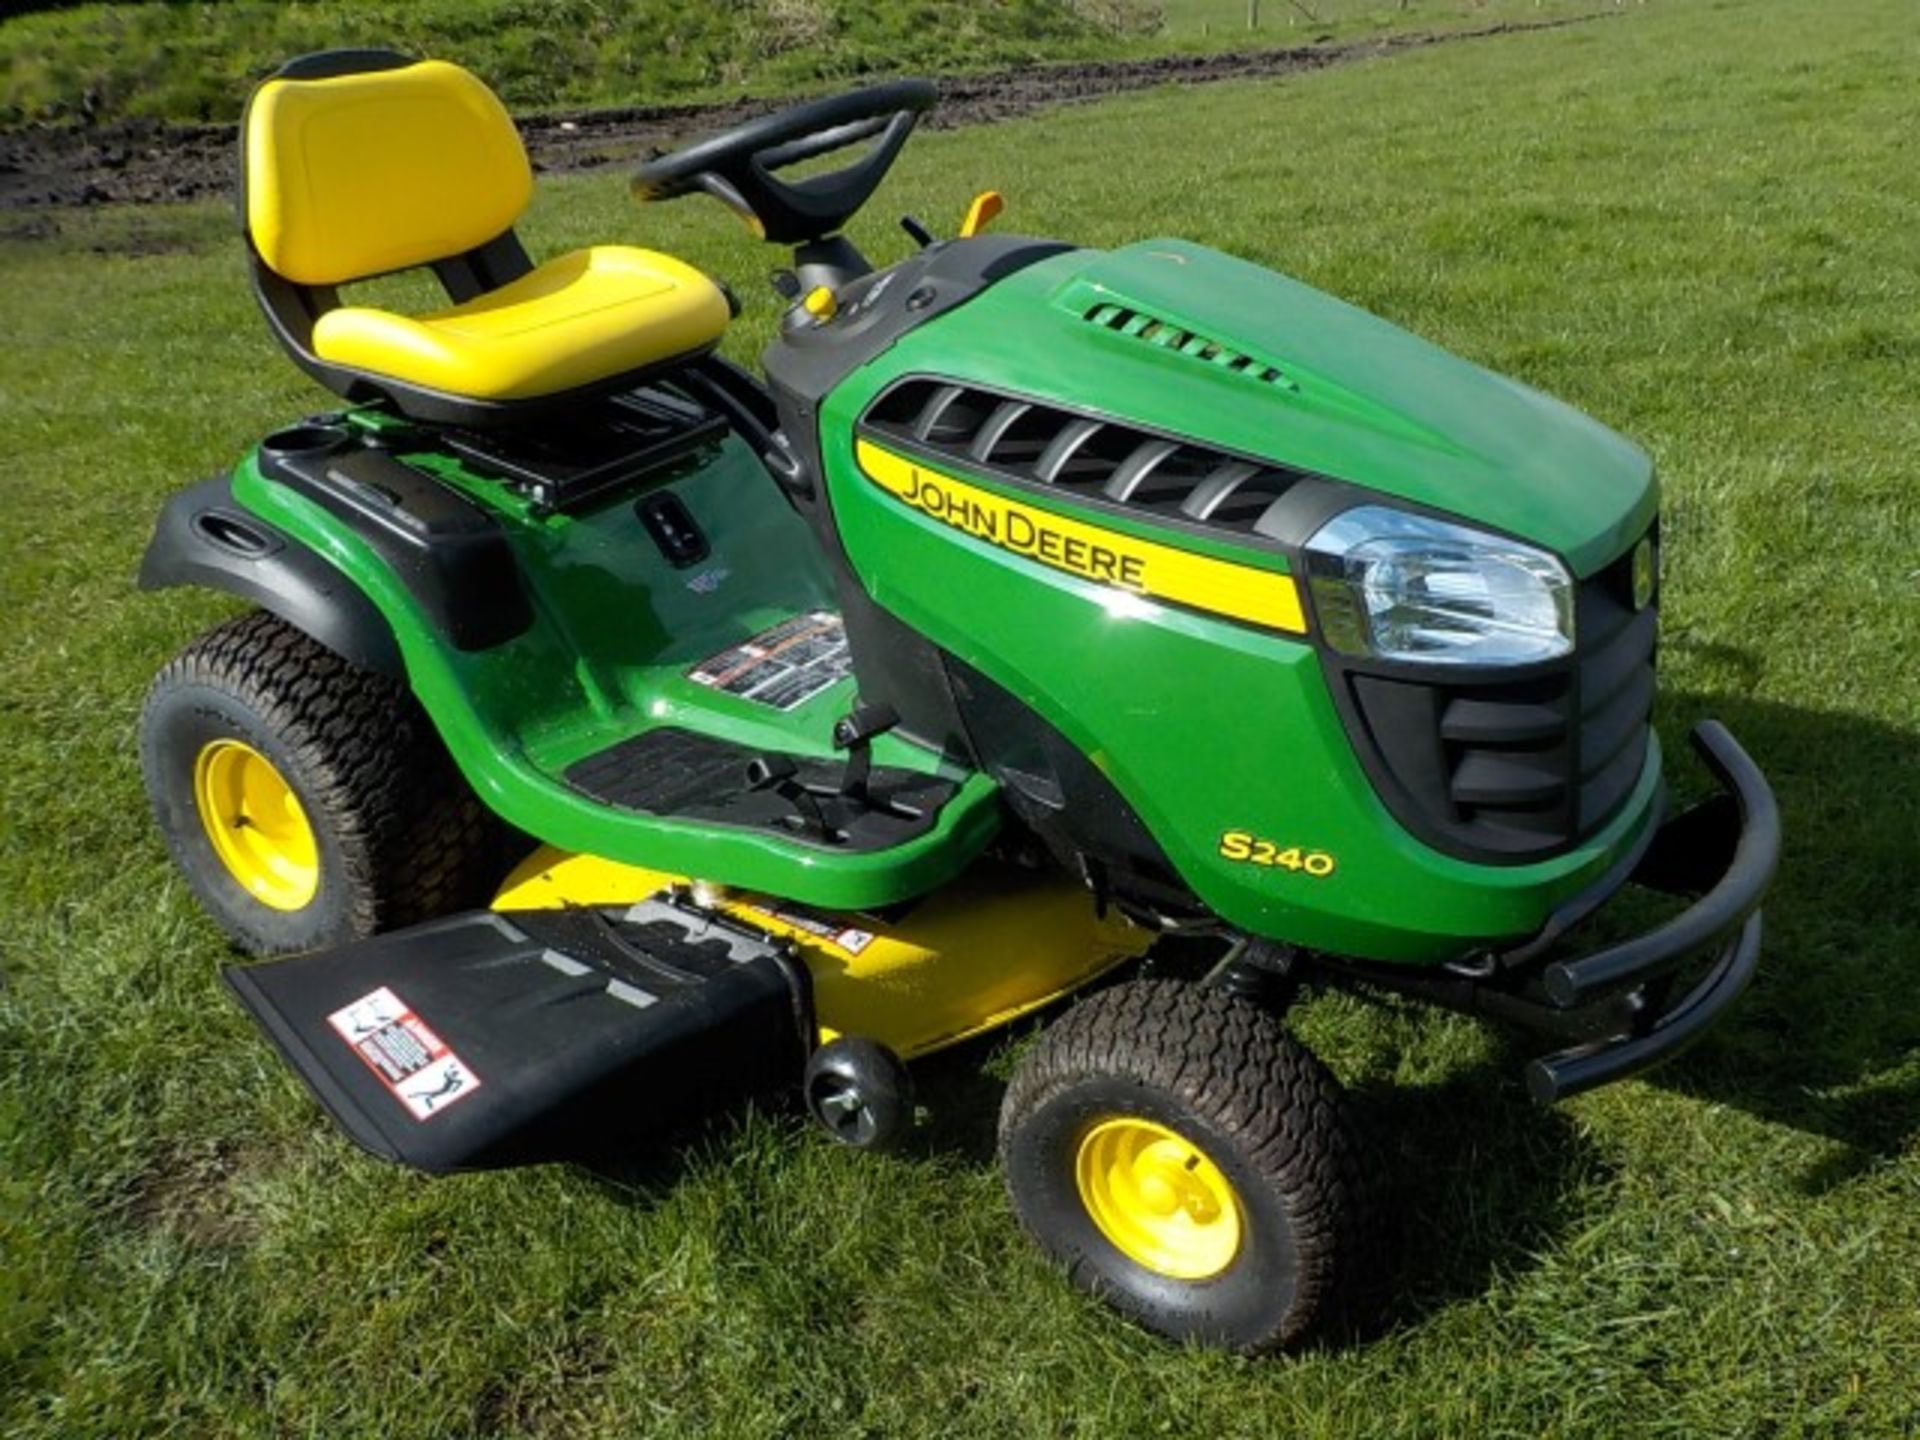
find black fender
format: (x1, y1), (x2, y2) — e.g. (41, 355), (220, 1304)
(139, 474), (403, 678)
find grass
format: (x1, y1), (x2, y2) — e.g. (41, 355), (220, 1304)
(0, 0), (1599, 127)
(3, 0), (1919, 1433)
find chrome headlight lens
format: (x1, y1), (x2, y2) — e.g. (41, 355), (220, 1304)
(1305, 505), (1574, 666)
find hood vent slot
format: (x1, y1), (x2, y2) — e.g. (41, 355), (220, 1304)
(1082, 302), (1293, 389)
(862, 379), (1299, 537)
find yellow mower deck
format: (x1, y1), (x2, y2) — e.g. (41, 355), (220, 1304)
(491, 849), (1152, 1059)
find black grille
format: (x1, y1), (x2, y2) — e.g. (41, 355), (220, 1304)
(861, 378), (1299, 536)
(1335, 537), (1658, 861)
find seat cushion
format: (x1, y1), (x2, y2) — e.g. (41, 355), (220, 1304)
(311, 246), (730, 403)
(246, 58), (533, 287)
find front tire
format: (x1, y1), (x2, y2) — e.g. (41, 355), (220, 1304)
(140, 610), (508, 955)
(999, 979), (1368, 1353)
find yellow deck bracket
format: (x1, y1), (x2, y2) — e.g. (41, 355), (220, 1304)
(491, 848), (1150, 1059)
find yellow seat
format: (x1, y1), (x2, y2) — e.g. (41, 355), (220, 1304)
(313, 246), (730, 402)
(243, 53), (727, 415)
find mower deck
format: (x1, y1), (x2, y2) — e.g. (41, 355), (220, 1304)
(227, 857), (1154, 1173)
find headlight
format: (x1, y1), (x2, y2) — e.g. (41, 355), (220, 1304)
(1304, 505), (1574, 666)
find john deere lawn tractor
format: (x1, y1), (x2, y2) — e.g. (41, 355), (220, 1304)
(137, 52), (1779, 1351)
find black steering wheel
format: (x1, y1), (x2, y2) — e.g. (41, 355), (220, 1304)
(632, 80), (937, 245)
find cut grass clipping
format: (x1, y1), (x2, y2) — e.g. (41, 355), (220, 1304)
(2, 0), (1918, 1435)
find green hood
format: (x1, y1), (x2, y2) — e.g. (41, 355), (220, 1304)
(876, 239), (1656, 575)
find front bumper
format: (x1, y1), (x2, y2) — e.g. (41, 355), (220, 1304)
(1516, 721), (1779, 1101)
(1317, 720), (1779, 1102)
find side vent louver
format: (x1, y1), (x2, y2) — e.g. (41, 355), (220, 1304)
(861, 379), (1299, 537)
(1082, 302), (1294, 389)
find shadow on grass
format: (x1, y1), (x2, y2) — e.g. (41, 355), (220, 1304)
(1341, 1057), (1601, 1343)
(1640, 683), (1920, 1191)
(903, 1036), (1022, 1168)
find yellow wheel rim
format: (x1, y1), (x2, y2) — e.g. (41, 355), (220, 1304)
(1074, 1116), (1243, 1280)
(192, 739), (320, 911)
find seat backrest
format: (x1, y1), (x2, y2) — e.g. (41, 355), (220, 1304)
(244, 53), (533, 288)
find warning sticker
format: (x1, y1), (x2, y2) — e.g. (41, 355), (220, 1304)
(688, 611), (853, 712)
(326, 986), (482, 1122)
(740, 902), (878, 957)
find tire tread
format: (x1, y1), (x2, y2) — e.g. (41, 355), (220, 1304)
(999, 978), (1368, 1351)
(144, 610), (507, 949)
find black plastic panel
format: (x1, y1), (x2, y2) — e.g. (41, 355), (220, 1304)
(760, 239), (1076, 765)
(257, 433), (533, 651)
(138, 472), (403, 677)
(225, 904), (810, 1173)
(944, 656), (1201, 918)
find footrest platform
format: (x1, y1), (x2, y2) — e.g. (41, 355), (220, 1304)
(563, 726), (958, 852)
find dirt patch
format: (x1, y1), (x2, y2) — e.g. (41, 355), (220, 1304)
(473, 1329), (616, 1437)
(126, 1137), (272, 1251)
(0, 16), (1610, 213)
(0, 118), (234, 210)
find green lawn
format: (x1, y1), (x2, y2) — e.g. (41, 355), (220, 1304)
(3, 0), (1918, 1434)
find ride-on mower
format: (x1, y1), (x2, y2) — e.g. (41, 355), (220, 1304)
(138, 53), (1780, 1351)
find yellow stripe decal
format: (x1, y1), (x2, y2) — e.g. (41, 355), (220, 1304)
(854, 438), (1306, 634)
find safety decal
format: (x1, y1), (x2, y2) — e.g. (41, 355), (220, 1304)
(326, 986), (482, 1121)
(688, 610), (854, 711)
(854, 439), (1306, 634)
(740, 901), (877, 956)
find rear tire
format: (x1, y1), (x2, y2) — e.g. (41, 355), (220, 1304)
(140, 610), (510, 955)
(998, 979), (1368, 1353)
